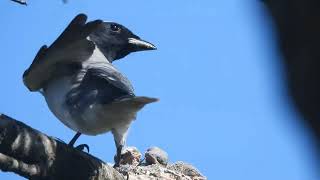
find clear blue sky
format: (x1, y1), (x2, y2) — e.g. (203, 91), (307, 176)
(0, 0), (318, 179)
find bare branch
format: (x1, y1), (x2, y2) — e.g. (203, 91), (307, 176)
(0, 153), (41, 178)
(10, 0), (27, 5)
(263, 0), (320, 160)
(0, 114), (125, 180)
(0, 114), (206, 179)
(10, 0), (68, 5)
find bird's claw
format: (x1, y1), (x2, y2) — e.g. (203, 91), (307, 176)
(138, 158), (145, 166)
(113, 159), (120, 168)
(74, 144), (90, 152)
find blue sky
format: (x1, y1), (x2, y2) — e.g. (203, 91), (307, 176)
(0, 0), (318, 179)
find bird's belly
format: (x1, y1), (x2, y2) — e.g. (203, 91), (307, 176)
(78, 104), (137, 135)
(43, 76), (81, 132)
(43, 77), (136, 136)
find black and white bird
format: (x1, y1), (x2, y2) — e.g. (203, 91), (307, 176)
(23, 14), (158, 166)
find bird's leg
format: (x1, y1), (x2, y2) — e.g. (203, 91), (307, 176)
(112, 126), (130, 167)
(68, 132), (90, 152)
(114, 145), (123, 167)
(68, 132), (81, 146)
(138, 157), (145, 166)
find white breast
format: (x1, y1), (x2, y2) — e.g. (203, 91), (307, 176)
(43, 76), (81, 132)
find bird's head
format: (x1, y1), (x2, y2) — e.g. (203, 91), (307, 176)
(89, 22), (156, 62)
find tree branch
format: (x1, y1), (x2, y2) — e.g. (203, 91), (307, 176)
(0, 152), (41, 178)
(10, 0), (67, 5)
(0, 114), (206, 180)
(0, 114), (124, 180)
(10, 0), (27, 5)
(263, 0), (320, 155)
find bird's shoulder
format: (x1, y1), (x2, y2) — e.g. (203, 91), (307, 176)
(23, 14), (103, 91)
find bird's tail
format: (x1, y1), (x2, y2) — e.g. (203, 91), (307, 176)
(117, 96), (159, 105)
(112, 96), (159, 110)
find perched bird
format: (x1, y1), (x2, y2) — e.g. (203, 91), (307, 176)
(23, 14), (158, 166)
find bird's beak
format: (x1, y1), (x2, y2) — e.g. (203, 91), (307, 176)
(128, 37), (157, 51)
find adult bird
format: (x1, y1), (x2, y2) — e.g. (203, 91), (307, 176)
(23, 14), (158, 166)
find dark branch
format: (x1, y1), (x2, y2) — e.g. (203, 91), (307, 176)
(10, 0), (69, 5)
(0, 153), (41, 178)
(0, 114), (206, 180)
(263, 0), (320, 150)
(0, 114), (124, 180)
(11, 0), (27, 5)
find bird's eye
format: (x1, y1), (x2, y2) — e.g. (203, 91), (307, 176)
(110, 24), (121, 32)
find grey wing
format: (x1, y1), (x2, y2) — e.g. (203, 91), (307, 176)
(23, 14), (103, 91)
(65, 67), (135, 114)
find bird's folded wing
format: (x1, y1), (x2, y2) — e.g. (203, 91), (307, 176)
(23, 14), (103, 91)
(65, 67), (135, 113)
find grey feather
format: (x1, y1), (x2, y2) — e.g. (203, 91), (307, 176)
(65, 66), (134, 114)
(23, 14), (103, 91)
